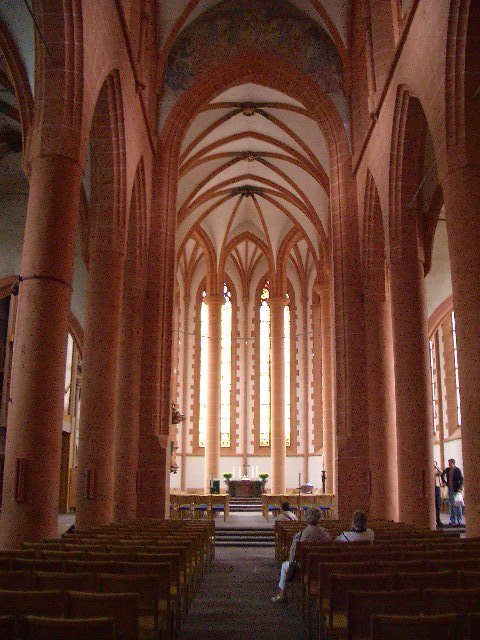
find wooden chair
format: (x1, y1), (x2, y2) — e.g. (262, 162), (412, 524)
(67, 590), (139, 640)
(329, 573), (395, 636)
(35, 571), (97, 592)
(0, 589), (65, 637)
(468, 612), (480, 639)
(0, 571), (34, 590)
(22, 615), (114, 640)
(347, 589), (422, 640)
(394, 570), (456, 591)
(0, 616), (14, 640)
(458, 571), (480, 588)
(98, 572), (173, 640)
(371, 613), (460, 640)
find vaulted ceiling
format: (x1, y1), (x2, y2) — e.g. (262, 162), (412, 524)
(162, 0), (350, 297)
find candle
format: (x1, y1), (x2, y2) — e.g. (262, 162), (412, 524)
(232, 466), (235, 479)
(299, 473), (301, 489)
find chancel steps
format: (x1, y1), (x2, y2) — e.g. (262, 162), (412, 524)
(228, 497), (262, 513)
(215, 527), (275, 548)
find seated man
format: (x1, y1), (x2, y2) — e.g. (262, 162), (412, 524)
(272, 507), (330, 602)
(275, 501), (298, 522)
(334, 510), (374, 543)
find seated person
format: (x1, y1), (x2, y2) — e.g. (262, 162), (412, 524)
(272, 507), (331, 602)
(275, 501), (298, 522)
(334, 510), (374, 543)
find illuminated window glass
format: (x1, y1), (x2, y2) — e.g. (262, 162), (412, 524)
(198, 291), (208, 447)
(220, 284), (231, 448)
(451, 311), (462, 426)
(428, 338), (437, 433)
(284, 303), (291, 447)
(259, 284), (271, 446)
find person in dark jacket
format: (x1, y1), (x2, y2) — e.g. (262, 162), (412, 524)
(442, 458), (464, 526)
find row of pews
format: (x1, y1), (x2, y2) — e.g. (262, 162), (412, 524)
(0, 518), (214, 639)
(275, 519), (480, 639)
(262, 494), (335, 520)
(169, 493), (230, 520)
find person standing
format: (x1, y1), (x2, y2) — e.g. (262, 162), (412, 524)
(442, 458), (464, 526)
(434, 462), (443, 528)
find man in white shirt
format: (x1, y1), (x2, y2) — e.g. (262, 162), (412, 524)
(335, 510), (374, 543)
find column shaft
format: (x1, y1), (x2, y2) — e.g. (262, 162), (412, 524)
(113, 268), (143, 520)
(270, 297), (286, 494)
(364, 287), (398, 520)
(204, 295), (223, 491)
(442, 166), (480, 536)
(0, 155), (81, 547)
(319, 286), (335, 495)
(390, 236), (434, 528)
(75, 227), (125, 529)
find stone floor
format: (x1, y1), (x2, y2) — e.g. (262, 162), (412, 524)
(178, 545), (308, 640)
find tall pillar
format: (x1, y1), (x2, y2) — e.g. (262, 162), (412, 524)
(204, 294), (223, 491)
(319, 284), (335, 495)
(269, 296), (287, 494)
(113, 264), (144, 520)
(0, 155), (81, 548)
(390, 226), (434, 528)
(364, 281), (398, 520)
(75, 225), (125, 529)
(301, 296), (309, 484)
(442, 166), (480, 536)
(180, 295), (190, 492)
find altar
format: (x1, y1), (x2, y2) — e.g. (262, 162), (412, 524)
(228, 479), (263, 497)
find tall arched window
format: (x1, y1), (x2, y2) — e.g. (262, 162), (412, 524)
(259, 284), (271, 446)
(220, 284), (232, 447)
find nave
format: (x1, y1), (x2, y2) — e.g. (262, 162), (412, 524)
(178, 545), (308, 640)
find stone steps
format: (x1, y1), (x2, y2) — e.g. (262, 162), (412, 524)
(215, 527), (275, 548)
(229, 497), (263, 513)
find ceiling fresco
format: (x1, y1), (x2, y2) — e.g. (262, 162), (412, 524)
(164, 0), (343, 96)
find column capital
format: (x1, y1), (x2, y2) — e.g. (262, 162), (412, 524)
(268, 294), (289, 308)
(203, 294), (225, 307)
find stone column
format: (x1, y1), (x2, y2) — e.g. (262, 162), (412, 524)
(180, 295), (190, 492)
(390, 225), (434, 528)
(364, 281), (398, 520)
(319, 284), (335, 495)
(269, 296), (287, 494)
(75, 225), (125, 530)
(0, 155), (81, 548)
(442, 165), (480, 536)
(301, 297), (309, 484)
(113, 264), (144, 521)
(204, 294), (224, 491)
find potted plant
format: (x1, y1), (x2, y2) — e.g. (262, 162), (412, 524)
(222, 472), (233, 485)
(259, 472), (269, 490)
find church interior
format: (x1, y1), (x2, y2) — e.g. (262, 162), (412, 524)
(0, 0), (479, 637)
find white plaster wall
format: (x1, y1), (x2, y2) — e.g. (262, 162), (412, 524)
(185, 456), (205, 490)
(308, 455), (324, 491)
(285, 455), (304, 489)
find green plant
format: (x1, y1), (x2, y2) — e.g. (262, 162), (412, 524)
(222, 472), (233, 481)
(258, 472), (269, 482)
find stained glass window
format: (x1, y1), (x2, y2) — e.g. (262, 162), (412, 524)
(451, 311), (462, 426)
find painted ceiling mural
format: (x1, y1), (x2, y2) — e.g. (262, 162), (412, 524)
(165, 0), (343, 96)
